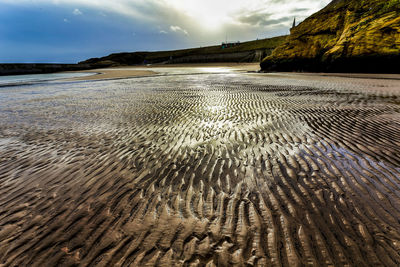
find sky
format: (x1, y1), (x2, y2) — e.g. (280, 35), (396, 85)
(0, 0), (331, 63)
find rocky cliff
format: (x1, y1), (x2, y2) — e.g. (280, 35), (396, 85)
(261, 0), (400, 73)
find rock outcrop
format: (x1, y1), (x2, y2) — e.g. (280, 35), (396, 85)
(261, 0), (400, 73)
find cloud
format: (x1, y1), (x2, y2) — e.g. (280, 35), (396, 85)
(73, 8), (82, 15)
(1, 0), (331, 28)
(0, 0), (334, 63)
(1, 0), (332, 46)
(290, 8), (310, 13)
(238, 12), (272, 26)
(238, 11), (292, 27)
(170, 25), (188, 35)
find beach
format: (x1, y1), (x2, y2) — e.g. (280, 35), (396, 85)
(68, 63), (261, 81)
(0, 66), (400, 266)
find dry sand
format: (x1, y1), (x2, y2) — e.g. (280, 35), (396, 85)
(147, 62), (261, 71)
(69, 68), (156, 81)
(0, 67), (400, 266)
(68, 63), (261, 81)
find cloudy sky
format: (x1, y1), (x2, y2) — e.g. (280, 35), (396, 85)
(0, 0), (330, 63)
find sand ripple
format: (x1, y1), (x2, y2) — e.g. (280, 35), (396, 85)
(0, 71), (400, 266)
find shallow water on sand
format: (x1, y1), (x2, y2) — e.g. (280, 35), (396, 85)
(0, 69), (400, 266)
(0, 72), (96, 86)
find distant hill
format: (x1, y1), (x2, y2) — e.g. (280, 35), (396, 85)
(80, 36), (286, 67)
(261, 0), (400, 73)
(0, 36), (286, 76)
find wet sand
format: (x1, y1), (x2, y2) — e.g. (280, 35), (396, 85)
(0, 67), (400, 266)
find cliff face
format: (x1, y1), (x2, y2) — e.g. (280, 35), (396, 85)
(261, 0), (400, 72)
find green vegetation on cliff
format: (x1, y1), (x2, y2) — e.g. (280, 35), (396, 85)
(81, 36), (286, 67)
(261, 0), (400, 73)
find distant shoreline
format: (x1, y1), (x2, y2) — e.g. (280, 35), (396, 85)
(0, 63), (92, 76)
(67, 63), (261, 81)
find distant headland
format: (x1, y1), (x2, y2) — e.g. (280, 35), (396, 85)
(78, 36), (286, 67)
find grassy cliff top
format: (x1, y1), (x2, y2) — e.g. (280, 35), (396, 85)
(81, 36), (287, 66)
(145, 36), (286, 59)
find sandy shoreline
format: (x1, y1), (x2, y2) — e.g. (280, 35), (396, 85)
(69, 68), (157, 81)
(69, 64), (400, 92)
(68, 63), (261, 81)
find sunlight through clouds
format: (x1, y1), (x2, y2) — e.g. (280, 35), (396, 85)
(3, 0), (330, 28)
(0, 0), (331, 62)
(165, 0), (329, 30)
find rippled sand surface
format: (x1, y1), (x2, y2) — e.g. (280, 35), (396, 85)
(1, 68), (400, 266)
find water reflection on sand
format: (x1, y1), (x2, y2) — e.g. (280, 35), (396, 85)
(0, 68), (400, 266)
